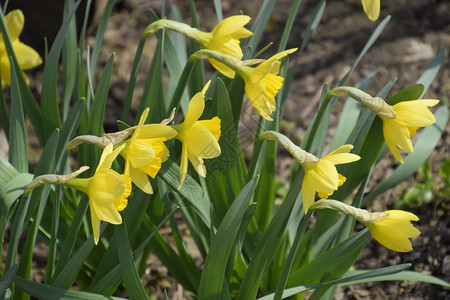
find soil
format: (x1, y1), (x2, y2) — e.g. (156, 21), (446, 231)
(2, 0), (449, 299)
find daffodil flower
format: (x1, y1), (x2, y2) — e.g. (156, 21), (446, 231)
(381, 99), (439, 163)
(361, 0), (380, 21)
(66, 143), (132, 244)
(143, 15), (252, 78)
(363, 210), (421, 252)
(191, 48), (297, 121)
(311, 199), (421, 252)
(1, 9), (42, 87)
(171, 81), (221, 188)
(329, 86), (439, 163)
(118, 108), (177, 194)
(260, 131), (360, 211)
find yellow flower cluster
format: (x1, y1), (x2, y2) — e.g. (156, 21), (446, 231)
(27, 82), (221, 244)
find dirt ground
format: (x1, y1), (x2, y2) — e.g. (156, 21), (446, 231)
(3, 0), (449, 299)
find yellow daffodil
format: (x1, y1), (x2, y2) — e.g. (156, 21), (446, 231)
(118, 108), (177, 194)
(311, 200), (420, 252)
(302, 145), (360, 211)
(363, 210), (420, 252)
(361, 0), (380, 21)
(0, 9), (42, 87)
(191, 48), (297, 121)
(260, 131), (360, 211)
(66, 143), (132, 244)
(235, 48), (297, 121)
(381, 99), (439, 163)
(329, 86), (439, 163)
(171, 81), (221, 188)
(142, 15), (252, 78)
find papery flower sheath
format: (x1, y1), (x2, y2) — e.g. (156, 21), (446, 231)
(171, 81), (221, 188)
(66, 143), (132, 244)
(311, 200), (420, 252)
(143, 15), (252, 78)
(361, 0), (380, 21)
(0, 9), (42, 87)
(260, 131), (360, 211)
(329, 86), (439, 163)
(118, 108), (177, 194)
(381, 99), (439, 163)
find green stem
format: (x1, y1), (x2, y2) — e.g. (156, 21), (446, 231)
(273, 210), (313, 300)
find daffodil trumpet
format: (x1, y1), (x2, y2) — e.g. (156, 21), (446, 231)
(117, 108), (178, 194)
(143, 15), (252, 78)
(329, 86), (439, 163)
(260, 131), (360, 211)
(310, 199), (421, 252)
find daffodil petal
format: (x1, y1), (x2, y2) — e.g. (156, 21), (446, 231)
(324, 153), (360, 165)
(91, 201), (122, 225)
(301, 176), (316, 212)
(183, 88), (207, 128)
(361, 0), (380, 21)
(304, 160), (339, 191)
(138, 123), (177, 140)
(129, 166), (153, 194)
(182, 126), (221, 159)
(179, 143), (189, 188)
(208, 58), (237, 78)
(188, 153), (206, 177)
(89, 202), (101, 245)
(212, 15), (252, 39)
(382, 118), (413, 163)
(5, 10), (24, 41)
(13, 41), (42, 69)
(393, 100), (439, 128)
(325, 144), (354, 156)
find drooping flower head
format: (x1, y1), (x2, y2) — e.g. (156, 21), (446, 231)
(260, 131), (360, 211)
(171, 81), (221, 188)
(142, 15), (252, 78)
(0, 9), (42, 87)
(361, 0), (380, 21)
(118, 108), (177, 194)
(311, 199), (421, 252)
(381, 99), (439, 163)
(26, 144), (131, 244)
(191, 48), (297, 121)
(66, 143), (132, 244)
(329, 86), (439, 163)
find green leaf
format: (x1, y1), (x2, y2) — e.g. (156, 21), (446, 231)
(0, 265), (16, 299)
(8, 62), (28, 173)
(88, 54), (114, 136)
(13, 277), (126, 300)
(159, 160), (211, 226)
(0, 172), (32, 214)
(338, 271), (450, 289)
(115, 224), (148, 299)
(287, 230), (371, 287)
(198, 177), (258, 299)
(417, 48), (444, 98)
(121, 37), (146, 124)
(41, 0), (81, 138)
